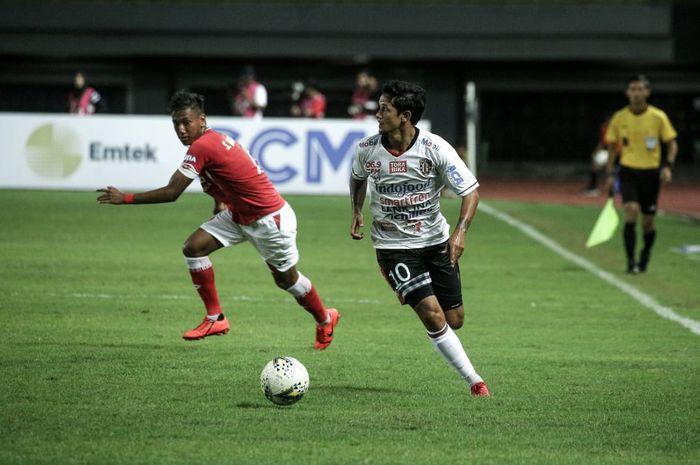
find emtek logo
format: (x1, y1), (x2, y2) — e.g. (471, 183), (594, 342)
(90, 142), (157, 161)
(25, 123), (82, 178)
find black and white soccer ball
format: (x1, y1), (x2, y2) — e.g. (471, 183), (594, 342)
(260, 356), (309, 406)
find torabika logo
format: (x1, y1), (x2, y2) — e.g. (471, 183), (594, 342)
(25, 123), (82, 178)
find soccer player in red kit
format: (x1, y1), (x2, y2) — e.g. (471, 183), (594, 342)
(97, 90), (340, 348)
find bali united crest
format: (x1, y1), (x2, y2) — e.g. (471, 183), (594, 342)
(419, 159), (433, 175)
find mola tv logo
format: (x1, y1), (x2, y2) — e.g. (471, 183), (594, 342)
(25, 123), (82, 178)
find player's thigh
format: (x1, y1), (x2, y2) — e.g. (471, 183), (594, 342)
(638, 169), (661, 216)
(619, 168), (640, 205)
(376, 248), (434, 307)
(424, 242), (464, 326)
(243, 203), (299, 272)
(185, 210), (245, 256)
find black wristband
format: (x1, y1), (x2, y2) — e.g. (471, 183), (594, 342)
(663, 160), (675, 169)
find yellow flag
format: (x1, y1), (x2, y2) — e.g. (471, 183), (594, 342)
(586, 198), (619, 248)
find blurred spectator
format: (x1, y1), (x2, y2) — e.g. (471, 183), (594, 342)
(230, 65), (267, 119)
(290, 80), (326, 118)
(582, 115), (614, 196)
(68, 71), (104, 115)
(348, 70), (379, 119)
(290, 80), (305, 112)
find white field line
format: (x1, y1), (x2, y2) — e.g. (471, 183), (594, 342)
(480, 202), (700, 336)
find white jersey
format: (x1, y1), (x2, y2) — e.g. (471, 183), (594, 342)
(351, 128), (478, 249)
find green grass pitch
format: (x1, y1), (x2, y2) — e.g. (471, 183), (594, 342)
(1, 190), (698, 465)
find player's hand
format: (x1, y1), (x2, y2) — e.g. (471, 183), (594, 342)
(447, 230), (465, 267)
(96, 186), (125, 204)
(660, 166), (673, 184)
(350, 212), (364, 240)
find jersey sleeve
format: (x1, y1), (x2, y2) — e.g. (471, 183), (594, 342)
(178, 143), (206, 180)
(439, 144), (478, 196)
(351, 145), (369, 180)
(659, 111), (678, 142)
(605, 113), (620, 144)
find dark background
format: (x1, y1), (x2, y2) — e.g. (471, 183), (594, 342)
(1, 0), (699, 177)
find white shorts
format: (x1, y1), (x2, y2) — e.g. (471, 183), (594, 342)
(200, 202), (299, 272)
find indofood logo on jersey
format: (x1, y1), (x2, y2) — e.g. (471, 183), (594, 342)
(24, 123), (83, 178)
(376, 180), (432, 197)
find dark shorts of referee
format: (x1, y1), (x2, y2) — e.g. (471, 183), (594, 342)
(619, 166), (661, 215)
(376, 241), (463, 311)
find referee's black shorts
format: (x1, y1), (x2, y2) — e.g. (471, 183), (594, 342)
(376, 241), (463, 310)
(619, 166), (661, 215)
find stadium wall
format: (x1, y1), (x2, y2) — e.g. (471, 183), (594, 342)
(1, 1), (698, 177)
(0, 113), (407, 194)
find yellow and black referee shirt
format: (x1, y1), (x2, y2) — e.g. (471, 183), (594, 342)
(605, 105), (677, 170)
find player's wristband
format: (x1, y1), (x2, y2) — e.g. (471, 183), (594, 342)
(123, 193), (135, 204)
(663, 160), (675, 170)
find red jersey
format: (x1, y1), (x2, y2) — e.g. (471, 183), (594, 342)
(301, 93), (326, 118)
(178, 129), (285, 224)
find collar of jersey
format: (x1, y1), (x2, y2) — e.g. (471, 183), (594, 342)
(381, 128), (420, 157)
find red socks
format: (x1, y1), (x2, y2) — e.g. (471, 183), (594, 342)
(295, 286), (328, 324)
(185, 256), (221, 316)
(286, 272), (328, 324)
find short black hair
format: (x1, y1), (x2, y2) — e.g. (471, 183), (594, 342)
(628, 74), (650, 89)
(168, 90), (205, 114)
(381, 80), (426, 125)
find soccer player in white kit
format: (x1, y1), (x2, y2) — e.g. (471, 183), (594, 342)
(350, 80), (489, 396)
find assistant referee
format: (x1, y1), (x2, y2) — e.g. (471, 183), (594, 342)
(604, 75), (678, 274)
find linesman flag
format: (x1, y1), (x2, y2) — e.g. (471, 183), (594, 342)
(586, 198), (619, 248)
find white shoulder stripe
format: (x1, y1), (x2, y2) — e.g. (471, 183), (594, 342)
(456, 180), (479, 196)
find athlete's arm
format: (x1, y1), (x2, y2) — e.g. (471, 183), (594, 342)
(661, 139), (678, 184)
(350, 176), (367, 240)
(604, 142), (620, 196)
(447, 189), (479, 267)
(97, 170), (193, 205)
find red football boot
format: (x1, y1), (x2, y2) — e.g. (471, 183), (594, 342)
(470, 381), (490, 397)
(313, 308), (340, 350)
(183, 315), (230, 340)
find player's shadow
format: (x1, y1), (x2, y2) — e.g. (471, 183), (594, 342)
(312, 384), (408, 394)
(236, 402), (269, 409)
(235, 385), (408, 409)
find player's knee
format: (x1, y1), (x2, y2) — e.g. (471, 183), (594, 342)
(272, 267), (301, 291)
(445, 306), (464, 329)
(447, 314), (464, 330)
(182, 241), (196, 257)
(413, 298), (446, 330)
(182, 229), (222, 257)
(273, 274), (293, 290)
(182, 239), (207, 257)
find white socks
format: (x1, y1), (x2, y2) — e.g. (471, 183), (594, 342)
(428, 324), (483, 386)
(184, 256), (213, 271)
(285, 272), (312, 298)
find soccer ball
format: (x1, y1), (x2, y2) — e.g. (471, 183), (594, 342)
(260, 356), (309, 406)
(593, 149), (609, 168)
